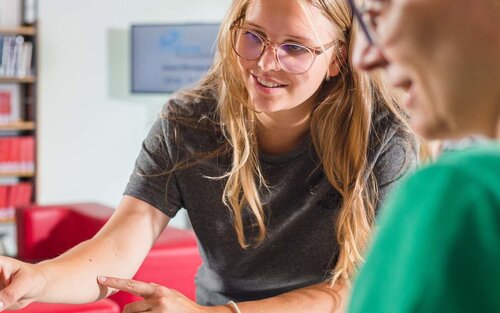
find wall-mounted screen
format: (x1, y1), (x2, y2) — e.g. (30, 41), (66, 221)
(131, 23), (219, 93)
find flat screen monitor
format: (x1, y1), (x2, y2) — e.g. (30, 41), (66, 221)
(131, 23), (220, 93)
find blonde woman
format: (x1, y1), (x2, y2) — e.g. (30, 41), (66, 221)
(0, 0), (417, 312)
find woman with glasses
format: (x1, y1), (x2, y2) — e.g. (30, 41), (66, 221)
(0, 0), (417, 312)
(347, 0), (500, 312)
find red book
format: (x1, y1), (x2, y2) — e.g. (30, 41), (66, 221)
(18, 137), (26, 173)
(25, 136), (35, 172)
(5, 92), (11, 118)
(8, 184), (17, 207)
(19, 182), (32, 206)
(0, 92), (11, 118)
(3, 138), (14, 173)
(0, 92), (8, 123)
(0, 139), (7, 172)
(11, 137), (21, 173)
(0, 186), (7, 209)
(18, 136), (32, 173)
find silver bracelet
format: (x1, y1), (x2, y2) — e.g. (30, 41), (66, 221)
(227, 300), (242, 313)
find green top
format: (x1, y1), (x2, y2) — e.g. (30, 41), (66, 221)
(349, 142), (500, 313)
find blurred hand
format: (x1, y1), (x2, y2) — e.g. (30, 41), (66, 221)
(0, 256), (47, 311)
(97, 276), (216, 313)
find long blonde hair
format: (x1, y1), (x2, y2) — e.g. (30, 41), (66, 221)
(179, 0), (410, 286)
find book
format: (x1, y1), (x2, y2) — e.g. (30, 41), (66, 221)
(19, 41), (33, 77)
(0, 91), (10, 123)
(0, 136), (34, 174)
(20, 136), (34, 173)
(0, 185), (7, 209)
(23, 0), (37, 25)
(0, 36), (3, 69)
(5, 36), (22, 77)
(0, 84), (20, 124)
(0, 36), (13, 77)
(0, 35), (33, 78)
(10, 35), (24, 77)
(0, 181), (32, 222)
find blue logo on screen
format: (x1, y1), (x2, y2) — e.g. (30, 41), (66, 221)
(159, 30), (203, 55)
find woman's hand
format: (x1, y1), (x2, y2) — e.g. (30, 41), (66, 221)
(0, 256), (47, 311)
(97, 276), (225, 313)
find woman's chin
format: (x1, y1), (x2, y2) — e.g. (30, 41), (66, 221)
(252, 101), (283, 113)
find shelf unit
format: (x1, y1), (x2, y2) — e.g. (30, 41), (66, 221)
(0, 0), (38, 257)
(0, 3), (38, 227)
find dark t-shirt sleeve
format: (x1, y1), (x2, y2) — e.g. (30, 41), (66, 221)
(371, 129), (418, 208)
(123, 117), (183, 217)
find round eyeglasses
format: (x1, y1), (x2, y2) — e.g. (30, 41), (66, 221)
(230, 20), (337, 74)
(347, 0), (387, 45)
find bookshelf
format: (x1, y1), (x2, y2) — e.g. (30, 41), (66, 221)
(0, 0), (37, 230)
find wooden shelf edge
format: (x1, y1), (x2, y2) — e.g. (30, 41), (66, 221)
(0, 26), (36, 36)
(0, 76), (36, 83)
(0, 217), (15, 224)
(0, 121), (35, 131)
(0, 172), (35, 178)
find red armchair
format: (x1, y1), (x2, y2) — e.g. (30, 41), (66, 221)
(9, 301), (120, 313)
(15, 203), (202, 312)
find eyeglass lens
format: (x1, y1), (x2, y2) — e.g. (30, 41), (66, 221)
(232, 28), (315, 73)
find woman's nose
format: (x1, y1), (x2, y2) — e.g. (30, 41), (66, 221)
(352, 33), (388, 71)
(257, 46), (281, 72)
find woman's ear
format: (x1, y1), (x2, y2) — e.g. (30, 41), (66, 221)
(327, 59), (341, 78)
(326, 45), (346, 79)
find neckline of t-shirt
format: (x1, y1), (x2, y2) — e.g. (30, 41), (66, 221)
(259, 136), (312, 164)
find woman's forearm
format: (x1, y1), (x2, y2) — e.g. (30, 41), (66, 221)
(33, 196), (170, 304)
(215, 282), (349, 313)
(35, 236), (139, 303)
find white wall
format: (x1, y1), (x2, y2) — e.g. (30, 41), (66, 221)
(38, 0), (230, 228)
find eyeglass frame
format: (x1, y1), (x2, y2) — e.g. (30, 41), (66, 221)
(229, 16), (338, 74)
(347, 0), (378, 45)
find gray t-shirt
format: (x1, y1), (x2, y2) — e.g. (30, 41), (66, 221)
(124, 94), (418, 305)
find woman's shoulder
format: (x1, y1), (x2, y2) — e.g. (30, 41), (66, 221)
(370, 108), (414, 146)
(368, 109), (418, 167)
(156, 88), (225, 155)
(162, 88), (219, 121)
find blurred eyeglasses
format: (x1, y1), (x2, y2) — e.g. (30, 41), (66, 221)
(230, 18), (337, 74)
(347, 0), (387, 45)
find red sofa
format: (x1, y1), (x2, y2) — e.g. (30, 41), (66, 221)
(14, 203), (202, 312)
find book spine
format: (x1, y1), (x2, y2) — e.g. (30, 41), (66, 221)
(23, 0), (38, 25)
(0, 36), (13, 77)
(0, 91), (11, 124)
(19, 41), (33, 77)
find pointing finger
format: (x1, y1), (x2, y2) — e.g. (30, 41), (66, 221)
(97, 276), (156, 298)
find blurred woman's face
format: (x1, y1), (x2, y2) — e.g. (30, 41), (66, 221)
(353, 0), (500, 139)
(235, 0), (341, 118)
